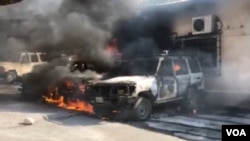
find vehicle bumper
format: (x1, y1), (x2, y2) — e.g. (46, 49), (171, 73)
(89, 96), (138, 110)
(88, 96), (137, 118)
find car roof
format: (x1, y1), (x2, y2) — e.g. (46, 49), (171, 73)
(20, 52), (46, 55)
(166, 55), (199, 60)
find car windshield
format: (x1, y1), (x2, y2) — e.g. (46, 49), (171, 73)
(105, 58), (159, 77)
(129, 58), (159, 75)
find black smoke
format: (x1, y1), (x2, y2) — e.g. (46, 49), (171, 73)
(112, 0), (221, 59)
(113, 9), (175, 58)
(0, 0), (22, 5)
(0, 0), (137, 65)
(2, 0), (140, 99)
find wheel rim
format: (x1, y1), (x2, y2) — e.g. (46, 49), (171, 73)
(138, 103), (148, 118)
(7, 74), (15, 82)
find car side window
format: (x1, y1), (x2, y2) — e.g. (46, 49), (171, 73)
(173, 59), (189, 75)
(20, 54), (30, 64)
(189, 59), (201, 73)
(39, 54), (48, 62)
(31, 55), (39, 63)
(158, 60), (174, 76)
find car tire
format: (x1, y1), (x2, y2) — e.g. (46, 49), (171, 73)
(6, 71), (17, 84)
(183, 87), (201, 112)
(133, 97), (152, 121)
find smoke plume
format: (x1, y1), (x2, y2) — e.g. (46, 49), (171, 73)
(0, 0), (139, 64)
(0, 0), (142, 100)
(114, 0), (250, 108)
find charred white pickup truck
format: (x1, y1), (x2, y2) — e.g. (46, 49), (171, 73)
(0, 52), (48, 83)
(85, 53), (205, 120)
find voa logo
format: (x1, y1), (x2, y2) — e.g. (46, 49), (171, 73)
(226, 129), (246, 136)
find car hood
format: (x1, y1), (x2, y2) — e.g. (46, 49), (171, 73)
(0, 62), (20, 70)
(94, 76), (157, 96)
(100, 76), (155, 84)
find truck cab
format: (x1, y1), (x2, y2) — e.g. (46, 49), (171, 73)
(0, 52), (48, 83)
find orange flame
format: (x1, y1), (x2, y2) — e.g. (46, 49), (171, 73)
(105, 38), (122, 57)
(43, 81), (94, 115)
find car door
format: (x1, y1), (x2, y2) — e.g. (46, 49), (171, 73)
(19, 53), (31, 76)
(30, 54), (42, 66)
(155, 59), (178, 103)
(174, 58), (191, 96)
(188, 58), (204, 89)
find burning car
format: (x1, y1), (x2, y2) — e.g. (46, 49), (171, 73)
(85, 51), (205, 120)
(19, 56), (108, 115)
(20, 47), (122, 114)
(20, 68), (101, 114)
(43, 77), (95, 114)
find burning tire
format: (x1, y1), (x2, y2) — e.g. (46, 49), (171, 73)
(133, 97), (152, 121)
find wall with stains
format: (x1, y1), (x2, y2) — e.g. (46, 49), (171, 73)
(171, 0), (250, 93)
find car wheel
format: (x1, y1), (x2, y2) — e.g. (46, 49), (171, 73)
(133, 97), (152, 121)
(6, 71), (17, 84)
(183, 87), (200, 112)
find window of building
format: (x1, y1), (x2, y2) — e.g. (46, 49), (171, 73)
(175, 34), (222, 76)
(31, 54), (39, 62)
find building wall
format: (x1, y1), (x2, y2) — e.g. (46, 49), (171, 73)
(171, 0), (250, 93)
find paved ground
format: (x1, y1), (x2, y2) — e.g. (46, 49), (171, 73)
(1, 83), (250, 141)
(145, 91), (250, 141)
(147, 107), (250, 141)
(0, 84), (184, 141)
